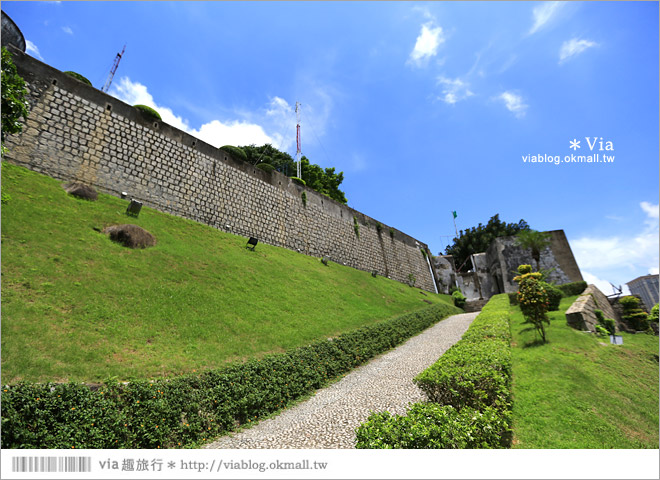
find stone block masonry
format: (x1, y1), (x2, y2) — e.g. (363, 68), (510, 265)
(4, 46), (437, 292)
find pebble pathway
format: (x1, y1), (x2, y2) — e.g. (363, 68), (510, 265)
(204, 311), (479, 449)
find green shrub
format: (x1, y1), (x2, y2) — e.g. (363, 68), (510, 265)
(301, 191), (307, 207)
(290, 177), (306, 186)
(414, 295), (511, 411)
(256, 162), (275, 174)
(220, 145), (248, 163)
(356, 294), (513, 449)
(514, 265), (550, 343)
(133, 104), (162, 121)
(557, 281), (587, 297)
(1, 47), (29, 148)
(63, 71), (92, 86)
(594, 309), (616, 335)
(595, 325), (610, 337)
(1, 302), (460, 449)
(355, 403), (509, 449)
(542, 282), (563, 311)
(353, 216), (360, 239)
(452, 290), (466, 309)
(649, 304), (659, 323)
(619, 296), (649, 331)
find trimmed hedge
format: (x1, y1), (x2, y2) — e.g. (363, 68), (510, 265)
(355, 403), (509, 449)
(1, 302), (460, 449)
(557, 281), (587, 297)
(355, 294), (512, 449)
(542, 282), (563, 311)
(414, 295), (512, 410)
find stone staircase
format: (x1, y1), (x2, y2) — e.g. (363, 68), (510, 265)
(464, 298), (489, 313)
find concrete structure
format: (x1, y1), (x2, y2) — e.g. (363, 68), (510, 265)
(434, 229), (583, 300)
(486, 230), (582, 296)
(626, 274), (659, 311)
(2, 46), (437, 292)
(565, 284), (619, 333)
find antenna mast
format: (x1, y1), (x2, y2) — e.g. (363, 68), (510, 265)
(101, 44), (126, 93)
(295, 101), (301, 178)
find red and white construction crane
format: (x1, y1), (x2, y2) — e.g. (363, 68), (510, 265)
(101, 44), (126, 93)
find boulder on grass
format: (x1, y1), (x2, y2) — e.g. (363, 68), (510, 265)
(102, 224), (156, 249)
(64, 182), (98, 201)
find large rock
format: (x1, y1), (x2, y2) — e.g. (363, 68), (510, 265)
(102, 224), (156, 249)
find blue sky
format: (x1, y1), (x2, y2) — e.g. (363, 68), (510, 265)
(4, 1), (659, 295)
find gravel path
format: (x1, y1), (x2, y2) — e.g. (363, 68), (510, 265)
(203, 311), (478, 449)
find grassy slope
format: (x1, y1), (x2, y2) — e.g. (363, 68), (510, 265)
(1, 162), (454, 384)
(510, 296), (659, 448)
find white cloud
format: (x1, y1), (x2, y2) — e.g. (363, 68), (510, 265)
(109, 77), (294, 150)
(190, 120), (273, 149)
(559, 38), (598, 63)
(407, 22), (445, 67)
(581, 271), (623, 296)
(497, 91), (528, 118)
(437, 76), (474, 104)
(640, 201), (659, 221)
(571, 202), (659, 289)
(25, 40), (44, 61)
(529, 1), (563, 35)
(62, 26), (73, 35)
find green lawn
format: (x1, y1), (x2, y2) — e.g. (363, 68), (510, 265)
(510, 296), (659, 448)
(1, 162), (453, 384)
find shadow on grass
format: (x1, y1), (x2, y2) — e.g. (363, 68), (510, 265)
(521, 338), (548, 349)
(517, 327), (548, 348)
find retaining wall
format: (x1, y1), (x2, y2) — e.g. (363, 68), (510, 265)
(3, 46), (436, 291)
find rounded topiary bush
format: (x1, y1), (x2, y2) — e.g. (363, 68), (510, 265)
(220, 145), (247, 163)
(452, 290), (466, 309)
(256, 163), (275, 173)
(133, 104), (162, 121)
(290, 177), (306, 186)
(63, 71), (92, 86)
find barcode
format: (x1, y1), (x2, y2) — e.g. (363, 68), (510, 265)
(11, 456), (92, 473)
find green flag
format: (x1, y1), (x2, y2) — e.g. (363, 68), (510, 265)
(452, 211), (457, 219)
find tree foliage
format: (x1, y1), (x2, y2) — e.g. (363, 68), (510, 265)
(1, 47), (29, 149)
(514, 264), (550, 343)
(444, 214), (529, 271)
(299, 156), (346, 204)
(238, 144), (348, 204)
(516, 229), (552, 271)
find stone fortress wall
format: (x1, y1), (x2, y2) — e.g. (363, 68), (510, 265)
(3, 46), (437, 292)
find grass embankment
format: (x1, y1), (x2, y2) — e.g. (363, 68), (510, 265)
(510, 296), (659, 448)
(1, 162), (453, 384)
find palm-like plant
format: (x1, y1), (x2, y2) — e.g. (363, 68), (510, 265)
(516, 230), (551, 271)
